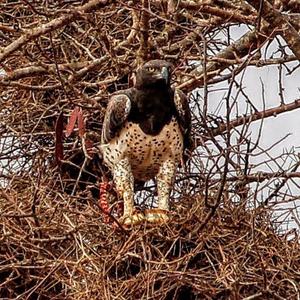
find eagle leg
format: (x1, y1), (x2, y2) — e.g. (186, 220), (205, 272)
(113, 158), (143, 226)
(145, 159), (176, 224)
(157, 159), (176, 210)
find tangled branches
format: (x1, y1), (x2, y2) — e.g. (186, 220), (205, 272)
(1, 181), (299, 299)
(1, 0), (300, 298)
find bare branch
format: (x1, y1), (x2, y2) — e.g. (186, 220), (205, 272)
(211, 99), (300, 138)
(0, 0), (110, 63)
(179, 26), (274, 92)
(246, 0), (300, 60)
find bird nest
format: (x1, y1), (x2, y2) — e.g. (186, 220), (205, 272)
(1, 177), (299, 299)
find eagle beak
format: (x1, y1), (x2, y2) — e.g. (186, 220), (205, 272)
(161, 66), (169, 84)
(152, 66), (170, 84)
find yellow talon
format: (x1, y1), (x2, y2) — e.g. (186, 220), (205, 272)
(144, 209), (170, 225)
(119, 211), (145, 227)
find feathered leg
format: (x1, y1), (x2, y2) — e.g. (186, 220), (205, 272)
(145, 159), (176, 224)
(113, 158), (144, 226)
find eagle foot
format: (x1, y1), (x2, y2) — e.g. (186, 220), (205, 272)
(119, 211), (145, 228)
(144, 209), (170, 225)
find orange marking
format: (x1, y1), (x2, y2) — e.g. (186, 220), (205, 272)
(99, 181), (110, 224)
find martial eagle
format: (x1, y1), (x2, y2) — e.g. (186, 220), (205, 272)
(101, 60), (192, 226)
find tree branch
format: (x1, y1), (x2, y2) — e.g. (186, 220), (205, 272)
(137, 0), (150, 64)
(0, 0), (110, 63)
(210, 98), (300, 138)
(246, 0), (300, 60)
(179, 26), (274, 92)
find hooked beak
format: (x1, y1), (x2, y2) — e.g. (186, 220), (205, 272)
(161, 66), (169, 84)
(153, 66), (169, 84)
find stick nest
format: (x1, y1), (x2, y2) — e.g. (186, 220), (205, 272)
(1, 180), (299, 299)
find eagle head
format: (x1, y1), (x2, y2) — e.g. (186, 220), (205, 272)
(134, 60), (173, 89)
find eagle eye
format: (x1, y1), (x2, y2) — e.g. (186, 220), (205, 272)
(147, 67), (156, 72)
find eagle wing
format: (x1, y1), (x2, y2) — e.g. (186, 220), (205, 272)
(101, 93), (131, 144)
(173, 88), (193, 152)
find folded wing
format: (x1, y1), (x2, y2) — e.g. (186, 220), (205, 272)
(101, 93), (131, 144)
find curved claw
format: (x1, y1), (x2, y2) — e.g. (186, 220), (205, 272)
(119, 211), (145, 228)
(144, 209), (170, 225)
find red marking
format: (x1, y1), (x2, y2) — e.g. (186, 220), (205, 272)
(65, 107), (79, 137)
(78, 107), (85, 138)
(99, 181), (110, 224)
(99, 182), (124, 228)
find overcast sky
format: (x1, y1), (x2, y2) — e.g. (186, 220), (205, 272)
(201, 26), (300, 232)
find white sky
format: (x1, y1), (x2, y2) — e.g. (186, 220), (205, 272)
(199, 26), (300, 233)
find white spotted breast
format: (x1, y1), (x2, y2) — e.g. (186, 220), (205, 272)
(101, 117), (183, 181)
